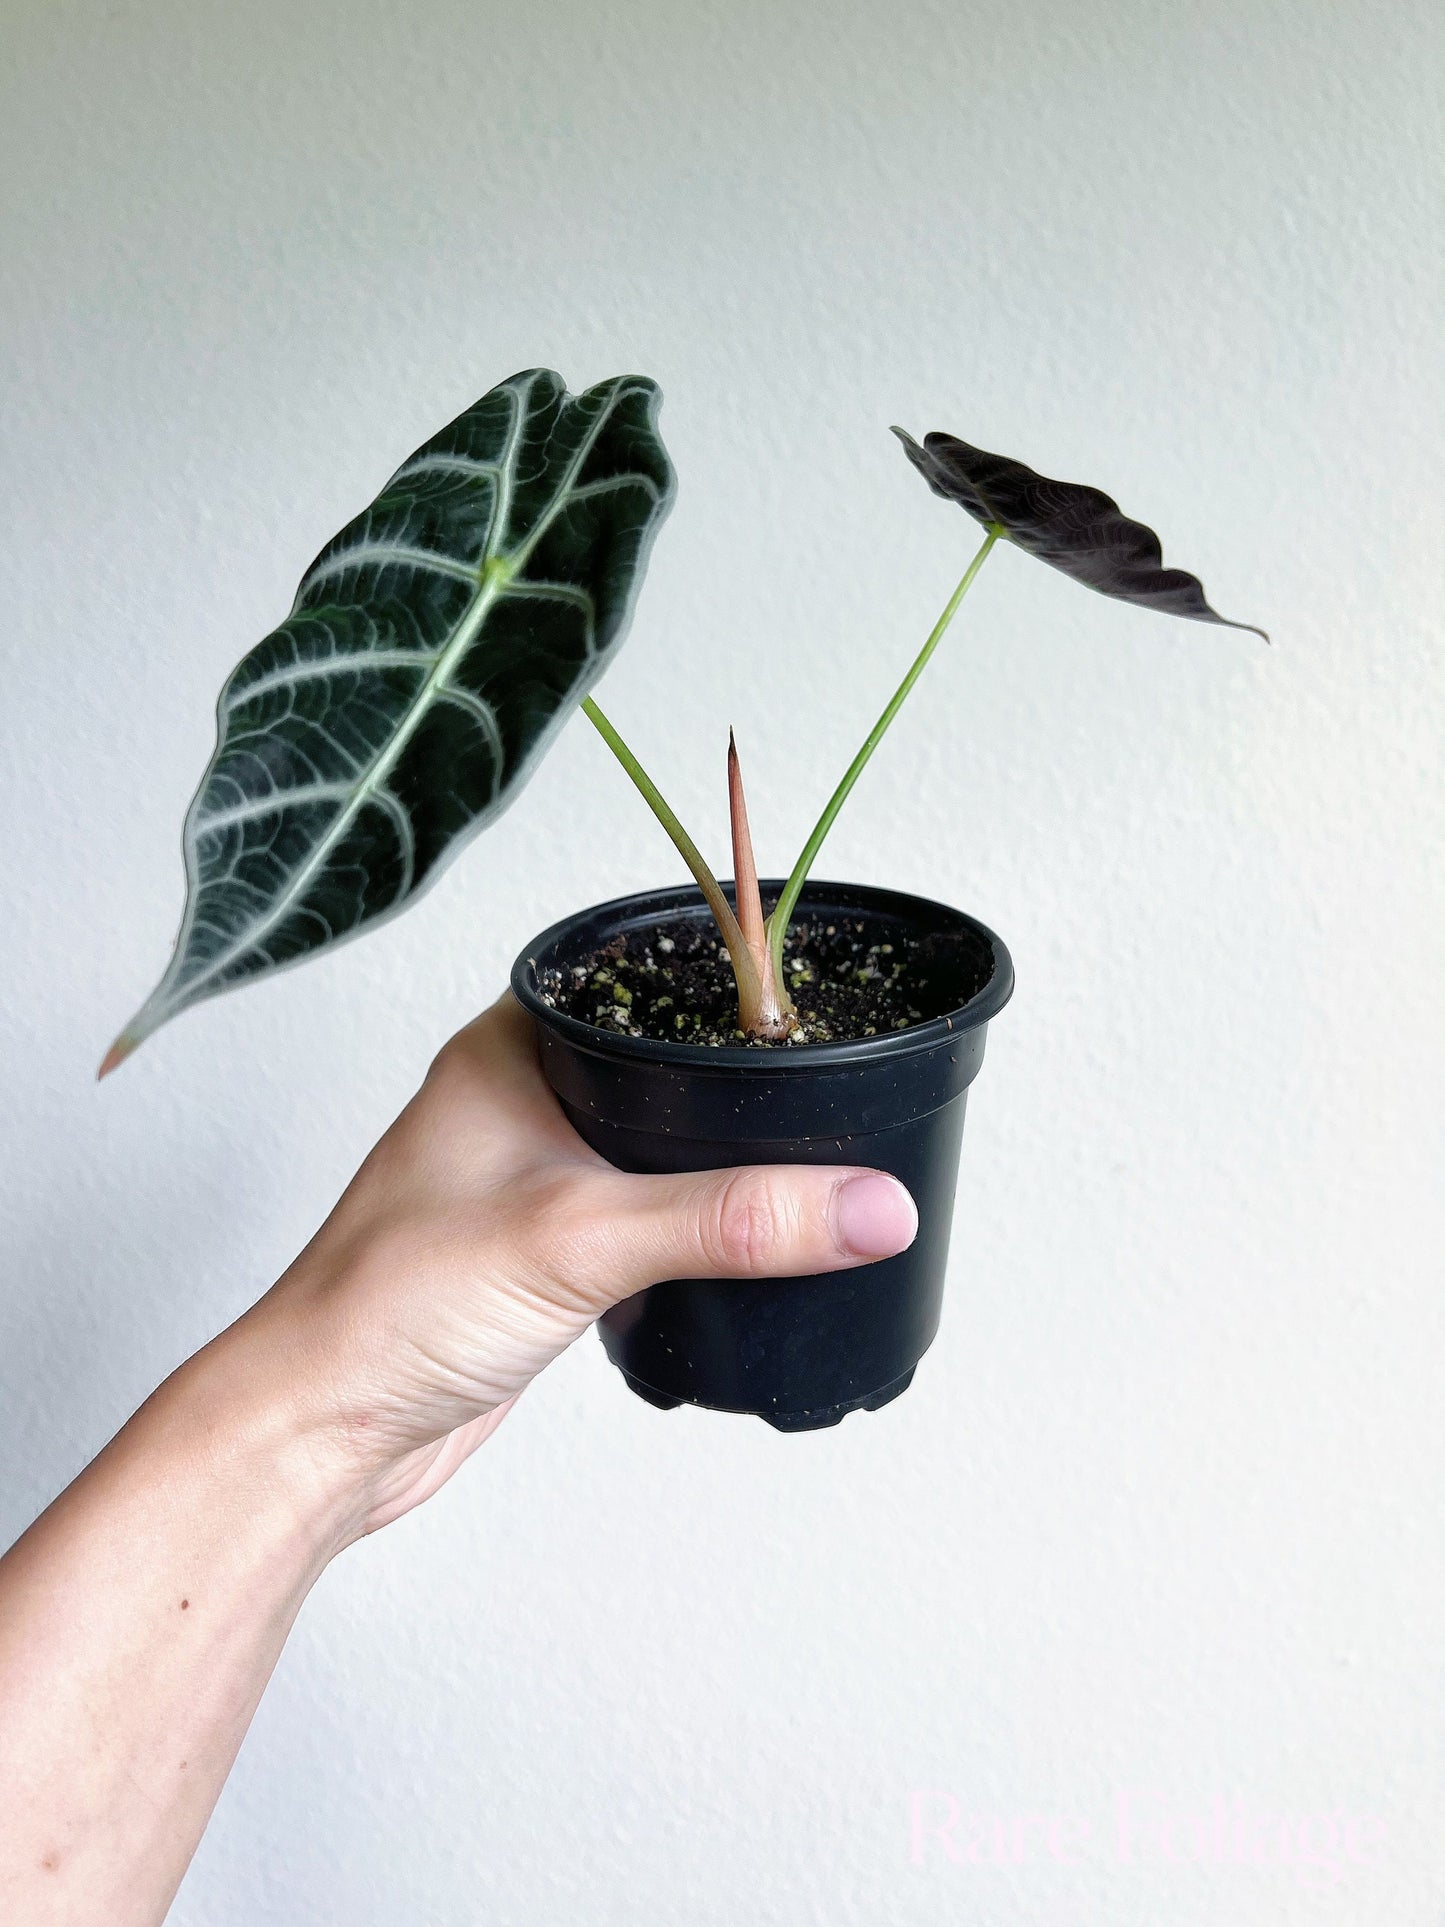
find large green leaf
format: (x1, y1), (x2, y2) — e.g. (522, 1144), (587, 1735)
(106, 368), (675, 1070)
(894, 427), (1267, 639)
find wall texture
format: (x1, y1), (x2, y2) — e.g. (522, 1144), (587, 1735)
(2, 2), (1441, 1921)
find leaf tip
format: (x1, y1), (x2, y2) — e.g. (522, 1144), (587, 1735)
(1225, 614), (1271, 644)
(97, 1030), (140, 1081)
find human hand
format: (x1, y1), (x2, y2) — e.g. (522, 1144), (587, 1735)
(236, 993), (918, 1535)
(0, 992), (918, 1925)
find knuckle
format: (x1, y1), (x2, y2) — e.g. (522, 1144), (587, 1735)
(706, 1169), (796, 1273)
(507, 1170), (613, 1301)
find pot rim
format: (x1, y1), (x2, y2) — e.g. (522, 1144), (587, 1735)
(510, 878), (1014, 1073)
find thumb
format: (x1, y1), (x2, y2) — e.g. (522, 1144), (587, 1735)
(594, 1162), (918, 1295)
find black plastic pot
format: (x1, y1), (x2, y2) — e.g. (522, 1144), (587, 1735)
(511, 880), (1013, 1431)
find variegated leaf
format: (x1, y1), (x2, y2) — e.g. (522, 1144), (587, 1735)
(106, 368), (675, 1070)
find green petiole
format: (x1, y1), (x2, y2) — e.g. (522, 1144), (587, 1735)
(766, 525), (1001, 976)
(584, 523), (1000, 1040)
(580, 695), (762, 1013)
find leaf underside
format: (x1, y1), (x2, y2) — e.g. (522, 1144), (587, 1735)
(112, 368), (675, 1062)
(893, 428), (1267, 640)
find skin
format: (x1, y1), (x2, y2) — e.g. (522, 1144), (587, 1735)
(0, 994), (917, 1927)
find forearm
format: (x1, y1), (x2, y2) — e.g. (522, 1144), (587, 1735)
(0, 1308), (361, 1927)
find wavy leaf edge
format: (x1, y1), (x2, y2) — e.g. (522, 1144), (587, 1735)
(893, 425), (1267, 643)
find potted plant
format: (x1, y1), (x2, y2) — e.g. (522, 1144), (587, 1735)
(102, 368), (1264, 1429)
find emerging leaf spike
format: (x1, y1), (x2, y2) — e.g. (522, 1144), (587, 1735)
(727, 729), (766, 957)
(727, 731), (797, 1041)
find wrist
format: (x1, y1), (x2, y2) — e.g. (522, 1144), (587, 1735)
(146, 1298), (384, 1565)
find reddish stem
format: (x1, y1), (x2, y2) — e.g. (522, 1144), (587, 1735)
(727, 730), (797, 1040)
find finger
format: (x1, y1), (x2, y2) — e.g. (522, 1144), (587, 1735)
(587, 1163), (918, 1295)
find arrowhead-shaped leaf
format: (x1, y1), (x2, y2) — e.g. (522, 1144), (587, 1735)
(107, 368), (675, 1070)
(893, 428), (1266, 639)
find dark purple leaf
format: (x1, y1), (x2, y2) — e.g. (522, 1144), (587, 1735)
(893, 427), (1267, 641)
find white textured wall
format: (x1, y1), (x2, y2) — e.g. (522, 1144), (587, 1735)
(3, 2), (1442, 1921)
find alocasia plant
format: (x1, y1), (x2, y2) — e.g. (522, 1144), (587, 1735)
(103, 369), (1263, 1072)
